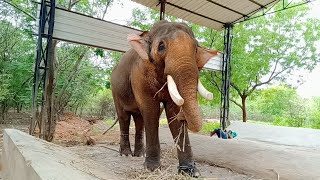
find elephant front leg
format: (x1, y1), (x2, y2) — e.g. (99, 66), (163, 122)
(142, 102), (161, 171)
(165, 103), (200, 178)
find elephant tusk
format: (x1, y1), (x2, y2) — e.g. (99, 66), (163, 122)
(198, 80), (213, 100)
(167, 75), (184, 106)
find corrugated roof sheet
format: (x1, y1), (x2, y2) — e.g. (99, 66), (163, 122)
(132, 0), (280, 30)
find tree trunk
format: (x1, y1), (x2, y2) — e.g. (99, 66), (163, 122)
(55, 51), (86, 113)
(16, 104), (20, 113)
(241, 95), (247, 122)
(0, 103), (5, 122)
(43, 40), (58, 141)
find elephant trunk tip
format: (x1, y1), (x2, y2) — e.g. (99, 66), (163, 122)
(186, 121), (202, 133)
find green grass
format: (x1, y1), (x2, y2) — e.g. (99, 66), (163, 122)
(160, 119), (220, 135)
(160, 119), (167, 125)
(200, 122), (220, 134)
(104, 118), (117, 126)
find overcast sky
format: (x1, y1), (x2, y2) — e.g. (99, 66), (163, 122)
(104, 0), (320, 98)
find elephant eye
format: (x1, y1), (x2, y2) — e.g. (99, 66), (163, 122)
(158, 41), (165, 52)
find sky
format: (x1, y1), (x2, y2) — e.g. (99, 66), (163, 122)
(104, 0), (320, 98)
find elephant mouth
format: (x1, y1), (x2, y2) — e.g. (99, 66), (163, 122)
(167, 74), (212, 132)
(167, 75), (213, 106)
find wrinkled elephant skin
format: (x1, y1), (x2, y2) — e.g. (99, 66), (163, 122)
(111, 21), (218, 177)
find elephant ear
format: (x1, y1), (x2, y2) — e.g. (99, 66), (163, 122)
(127, 31), (149, 60)
(196, 47), (219, 70)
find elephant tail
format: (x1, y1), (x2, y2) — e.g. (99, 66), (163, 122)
(102, 119), (119, 135)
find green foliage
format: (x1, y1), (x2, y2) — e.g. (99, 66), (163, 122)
(104, 118), (117, 127)
(0, 16), (35, 115)
(200, 122), (220, 134)
(310, 111), (320, 129)
(202, 2), (320, 121)
(56, 0), (115, 19)
(246, 85), (307, 127)
(94, 48), (105, 57)
(79, 89), (115, 118)
(199, 103), (220, 119)
(257, 86), (299, 117)
(105, 80), (111, 89)
(307, 97), (320, 129)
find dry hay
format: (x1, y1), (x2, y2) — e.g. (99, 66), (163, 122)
(127, 166), (192, 180)
(125, 147), (195, 180)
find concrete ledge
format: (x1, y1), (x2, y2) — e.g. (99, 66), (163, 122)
(159, 128), (320, 180)
(229, 121), (320, 148)
(1, 129), (106, 180)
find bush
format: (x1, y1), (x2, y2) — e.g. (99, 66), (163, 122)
(273, 116), (304, 127)
(200, 122), (220, 134)
(310, 111), (320, 129)
(80, 89), (116, 118)
(273, 116), (288, 126)
(199, 104), (219, 119)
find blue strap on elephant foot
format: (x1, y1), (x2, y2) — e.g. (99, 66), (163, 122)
(177, 162), (201, 178)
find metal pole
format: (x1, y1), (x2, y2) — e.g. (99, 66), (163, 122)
(31, 0), (47, 135)
(220, 23), (233, 130)
(30, 0), (56, 139)
(159, 0), (166, 20)
(41, 0), (56, 139)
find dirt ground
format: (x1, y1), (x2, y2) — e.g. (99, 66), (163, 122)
(53, 112), (257, 179)
(0, 112), (258, 179)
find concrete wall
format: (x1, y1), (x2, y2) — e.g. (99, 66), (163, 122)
(1, 129), (102, 180)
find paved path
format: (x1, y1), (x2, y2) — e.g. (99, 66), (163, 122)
(228, 121), (320, 149)
(159, 127), (320, 180)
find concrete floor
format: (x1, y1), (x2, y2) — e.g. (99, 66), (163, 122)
(2, 122), (320, 180)
(228, 121), (320, 149)
(159, 123), (320, 180)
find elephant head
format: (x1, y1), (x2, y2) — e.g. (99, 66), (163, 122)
(128, 21), (218, 132)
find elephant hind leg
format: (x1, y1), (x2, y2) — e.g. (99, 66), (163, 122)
(132, 113), (144, 157)
(118, 110), (132, 156)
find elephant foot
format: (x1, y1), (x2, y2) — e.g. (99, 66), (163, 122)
(133, 144), (145, 157)
(144, 159), (161, 171)
(119, 146), (132, 156)
(178, 162), (200, 178)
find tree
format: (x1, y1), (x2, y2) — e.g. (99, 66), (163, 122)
(206, 3), (320, 122)
(254, 85), (306, 126)
(308, 97), (320, 129)
(1, 0), (116, 140)
(0, 6), (35, 120)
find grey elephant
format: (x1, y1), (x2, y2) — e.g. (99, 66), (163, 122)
(111, 20), (217, 177)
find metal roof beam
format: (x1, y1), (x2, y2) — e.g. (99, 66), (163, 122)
(248, 0), (267, 9)
(166, 2), (225, 25)
(232, 0), (280, 24)
(233, 0), (316, 24)
(206, 0), (246, 16)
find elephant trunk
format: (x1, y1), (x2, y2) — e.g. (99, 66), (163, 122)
(166, 61), (202, 132)
(180, 80), (202, 133)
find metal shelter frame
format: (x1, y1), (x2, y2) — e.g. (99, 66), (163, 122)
(220, 24), (233, 130)
(31, 0), (55, 138)
(31, 0), (315, 139)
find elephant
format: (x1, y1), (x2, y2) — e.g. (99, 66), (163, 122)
(110, 20), (218, 177)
